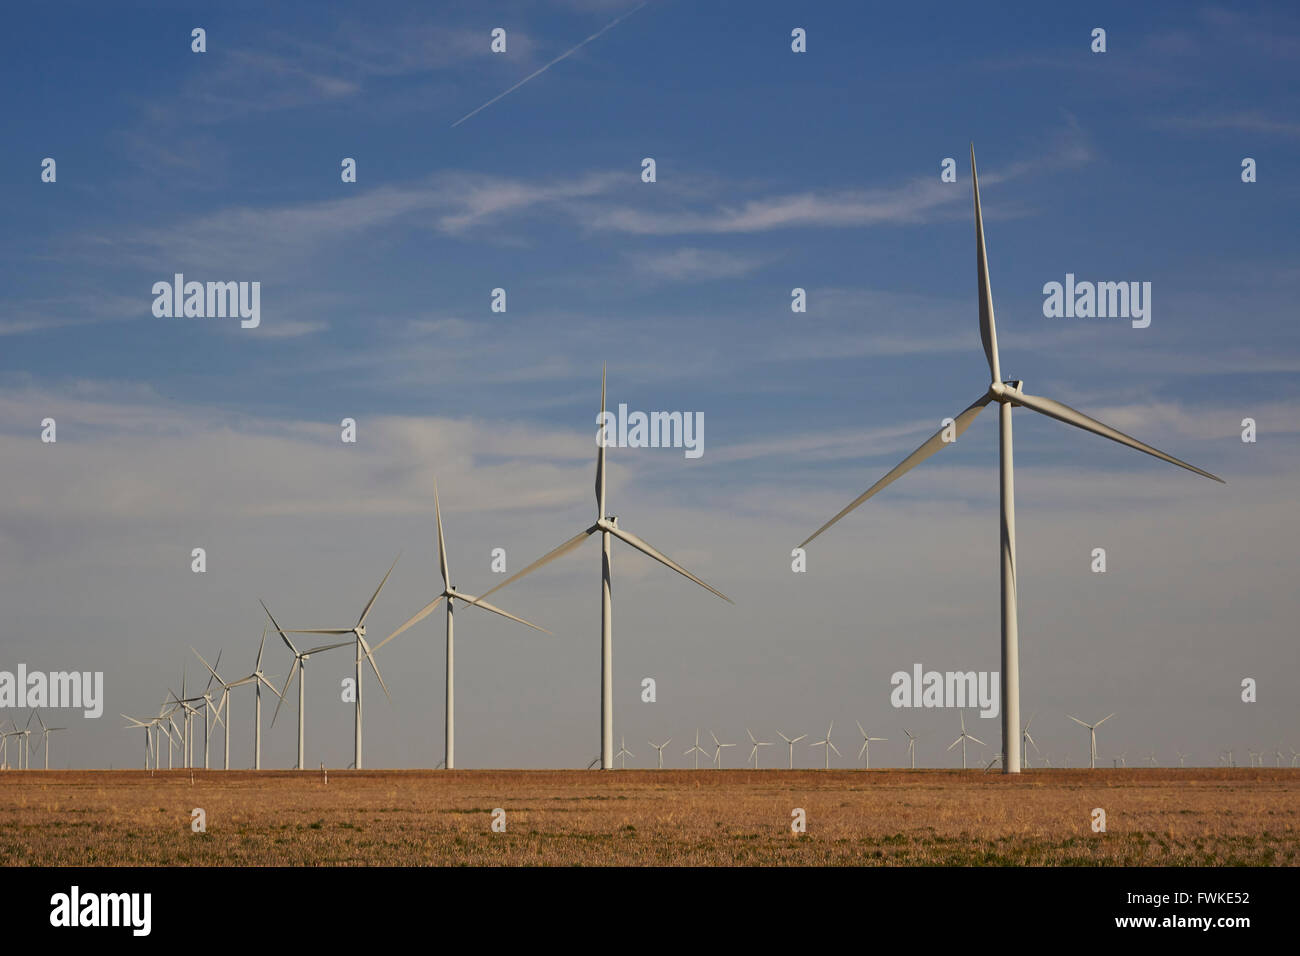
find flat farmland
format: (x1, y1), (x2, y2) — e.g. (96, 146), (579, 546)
(0, 769), (1295, 866)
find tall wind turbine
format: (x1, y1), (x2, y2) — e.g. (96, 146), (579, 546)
(778, 731), (806, 769)
(795, 146), (1223, 773)
(855, 722), (886, 770)
(684, 729), (708, 769)
(262, 601), (350, 771)
(194, 649), (234, 770)
(746, 729), (772, 769)
(217, 629), (282, 769)
(650, 738), (671, 769)
(709, 731), (735, 769)
(811, 723), (840, 770)
(948, 713), (985, 770)
(1067, 713), (1114, 769)
(903, 729), (917, 769)
(276, 557), (399, 770)
(461, 367), (732, 769)
(373, 480), (547, 770)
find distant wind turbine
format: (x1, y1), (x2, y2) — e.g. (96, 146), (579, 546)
(32, 712), (66, 770)
(777, 731), (806, 769)
(903, 729), (917, 769)
(649, 738), (671, 769)
(811, 723), (840, 770)
(710, 732), (735, 769)
(1021, 714), (1039, 768)
(746, 729), (772, 769)
(684, 730), (708, 770)
(462, 367), (731, 769)
(795, 146), (1223, 774)
(262, 602), (351, 771)
(948, 713), (985, 770)
(1067, 713), (1114, 770)
(855, 722), (886, 770)
(614, 736), (633, 769)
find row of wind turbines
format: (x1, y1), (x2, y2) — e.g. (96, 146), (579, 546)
(0, 712), (66, 770)
(121, 146), (1225, 773)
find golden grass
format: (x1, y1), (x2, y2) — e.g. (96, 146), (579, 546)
(0, 768), (1295, 866)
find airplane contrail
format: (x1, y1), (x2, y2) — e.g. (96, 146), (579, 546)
(451, 1), (651, 128)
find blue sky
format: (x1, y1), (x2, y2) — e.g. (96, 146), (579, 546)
(1, 1), (1298, 769)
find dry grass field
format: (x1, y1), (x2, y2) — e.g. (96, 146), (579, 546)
(0, 768), (1295, 866)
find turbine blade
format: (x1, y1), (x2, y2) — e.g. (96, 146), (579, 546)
(828, 741), (841, 757)
(799, 394), (992, 549)
(360, 636), (392, 704)
(261, 599), (297, 655)
(1067, 715), (1089, 728)
(967, 735), (987, 747)
(358, 554), (401, 627)
(1096, 713), (1115, 726)
(434, 478), (450, 590)
(607, 525), (733, 604)
(373, 595), (446, 654)
(461, 528), (595, 611)
(272, 660), (299, 727)
(284, 628), (354, 635)
(596, 364), (607, 519)
(971, 143), (1002, 382)
(1011, 390), (1223, 482)
(304, 640), (353, 655)
(460, 594), (550, 633)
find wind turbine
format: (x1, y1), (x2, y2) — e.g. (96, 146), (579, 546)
(794, 145), (1223, 774)
(811, 723), (840, 770)
(649, 738), (671, 769)
(460, 366), (732, 769)
(614, 736), (633, 769)
(903, 729), (917, 769)
(1176, 750), (1188, 767)
(684, 729), (708, 770)
(216, 628), (281, 769)
(1067, 713), (1114, 769)
(275, 557), (399, 770)
(746, 729), (772, 769)
(710, 731), (735, 769)
(373, 480), (546, 769)
(1117, 753), (1128, 768)
(1021, 714), (1039, 768)
(1145, 753), (1158, 766)
(261, 603), (351, 771)
(948, 713), (985, 770)
(855, 722), (886, 769)
(32, 713), (66, 770)
(0, 721), (10, 770)
(194, 649), (235, 770)
(122, 715), (154, 769)
(18, 711), (35, 769)
(778, 731), (806, 769)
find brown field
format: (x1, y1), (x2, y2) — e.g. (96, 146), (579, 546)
(0, 768), (1296, 866)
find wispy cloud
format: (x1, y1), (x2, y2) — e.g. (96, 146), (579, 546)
(630, 247), (766, 281)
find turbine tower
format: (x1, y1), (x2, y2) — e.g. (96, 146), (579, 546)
(194, 649), (235, 770)
(220, 628), (282, 770)
(855, 722), (886, 770)
(795, 146), (1223, 773)
(462, 367), (731, 768)
(277, 558), (399, 769)
(903, 729), (917, 769)
(948, 713), (985, 770)
(778, 731), (806, 769)
(1067, 713), (1114, 770)
(374, 479), (546, 769)
(32, 713), (66, 770)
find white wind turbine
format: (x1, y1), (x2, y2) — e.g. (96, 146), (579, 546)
(218, 629), (282, 770)
(1176, 750), (1188, 767)
(811, 723), (840, 770)
(649, 738), (671, 769)
(903, 729), (917, 769)
(1145, 753), (1158, 766)
(684, 729), (708, 770)
(194, 649), (235, 770)
(710, 731), (735, 769)
(275, 557), (399, 770)
(1021, 714), (1039, 768)
(855, 722), (886, 770)
(746, 729), (772, 769)
(794, 145), (1223, 774)
(948, 713), (985, 770)
(32, 713), (66, 770)
(777, 731), (806, 769)
(461, 366), (732, 769)
(1068, 713), (1114, 770)
(122, 715), (154, 770)
(615, 736), (634, 769)
(262, 602), (351, 771)
(0, 721), (11, 770)
(373, 480), (547, 769)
